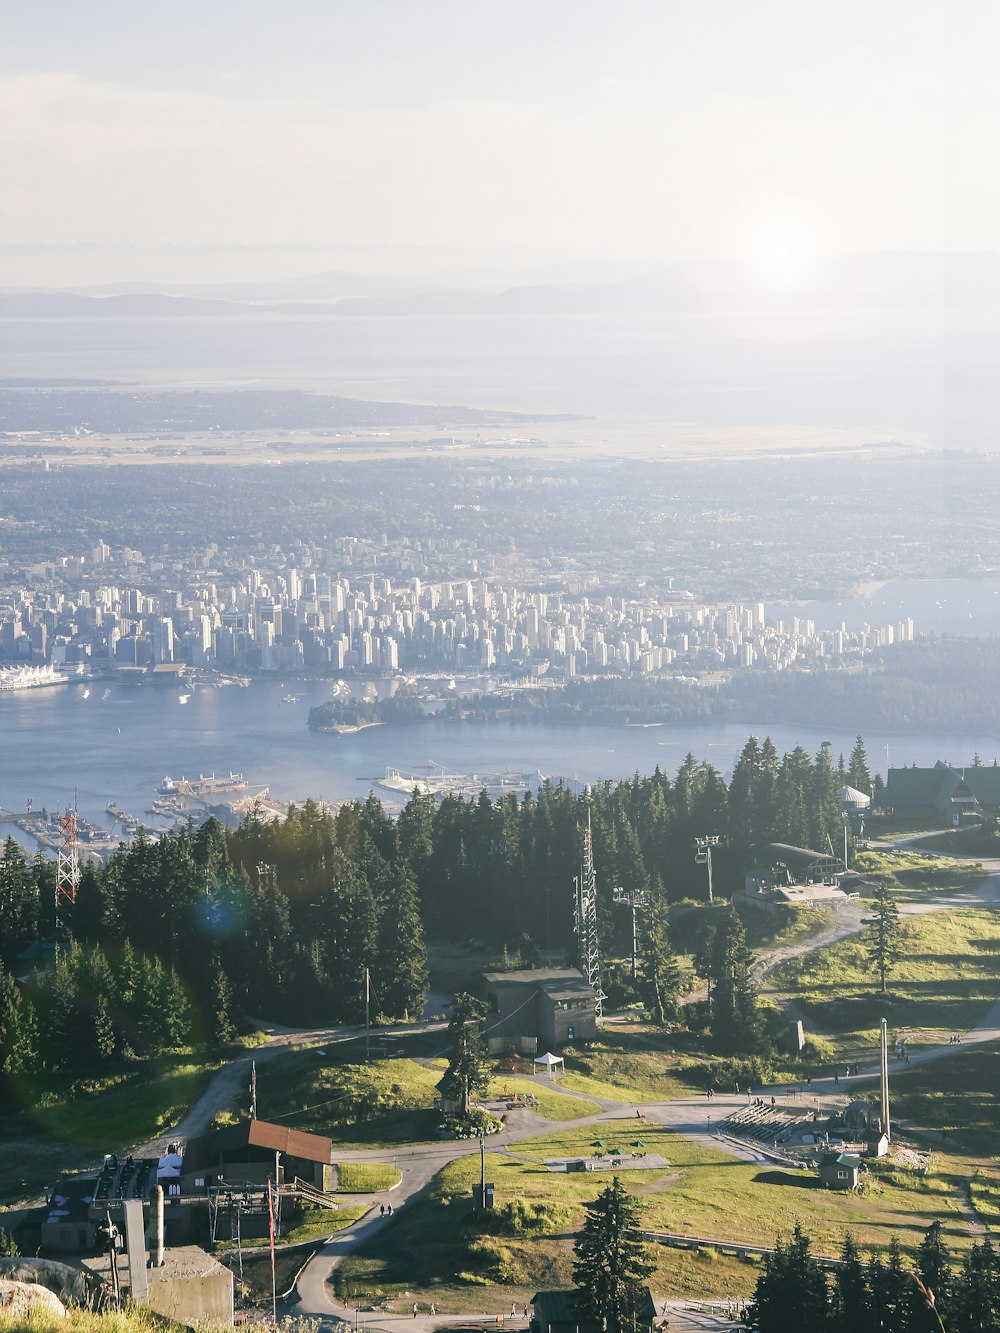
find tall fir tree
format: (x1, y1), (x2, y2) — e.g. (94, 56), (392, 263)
(749, 1223), (829, 1332)
(440, 992), (490, 1117)
(710, 907), (760, 1053)
(572, 1176), (654, 1333)
(866, 883), (904, 994)
(376, 863), (429, 1020)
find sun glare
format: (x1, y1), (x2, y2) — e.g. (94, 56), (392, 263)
(747, 227), (818, 293)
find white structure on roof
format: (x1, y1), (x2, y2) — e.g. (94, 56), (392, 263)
(839, 785), (871, 810)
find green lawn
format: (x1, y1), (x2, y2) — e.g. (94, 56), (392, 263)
(336, 1161), (402, 1192)
(765, 907), (1000, 1059)
(558, 1031), (710, 1105)
(334, 1118), (977, 1307)
(485, 1076), (599, 1121)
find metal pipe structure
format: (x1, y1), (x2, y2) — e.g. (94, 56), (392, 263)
(879, 1017), (891, 1142)
(149, 1184), (165, 1267)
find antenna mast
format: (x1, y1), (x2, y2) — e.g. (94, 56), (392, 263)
(574, 809), (603, 1017)
(55, 804), (80, 942)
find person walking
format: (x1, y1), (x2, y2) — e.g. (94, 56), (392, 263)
(413, 1303), (418, 1318)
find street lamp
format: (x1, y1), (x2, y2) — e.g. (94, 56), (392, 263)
(694, 836), (720, 904)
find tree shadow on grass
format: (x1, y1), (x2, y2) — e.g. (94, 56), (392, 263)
(753, 1170), (818, 1189)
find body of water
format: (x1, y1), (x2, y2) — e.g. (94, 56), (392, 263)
(1, 674), (996, 842)
(2, 305), (998, 444)
(767, 577), (1000, 636)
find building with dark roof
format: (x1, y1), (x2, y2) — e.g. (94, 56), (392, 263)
(182, 1119), (333, 1194)
(880, 761), (1000, 825)
(532, 1288), (656, 1333)
(482, 968), (598, 1050)
(740, 843), (852, 908)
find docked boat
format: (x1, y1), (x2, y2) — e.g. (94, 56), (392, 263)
(157, 771), (249, 797)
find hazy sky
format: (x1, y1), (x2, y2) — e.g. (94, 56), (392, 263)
(2, 1), (997, 284)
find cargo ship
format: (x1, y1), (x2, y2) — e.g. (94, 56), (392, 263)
(0, 664), (68, 692)
(157, 771), (249, 797)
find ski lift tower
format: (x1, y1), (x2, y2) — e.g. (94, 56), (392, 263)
(573, 810), (603, 1017)
(694, 835), (720, 904)
(612, 885), (647, 979)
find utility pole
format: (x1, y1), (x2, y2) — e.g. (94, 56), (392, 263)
(612, 886), (647, 979)
(842, 813), (850, 871)
(694, 836), (720, 904)
(480, 1131), (486, 1212)
(365, 966), (371, 1063)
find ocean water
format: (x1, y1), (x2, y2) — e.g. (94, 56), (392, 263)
(1, 305), (997, 444)
(1, 673), (996, 840)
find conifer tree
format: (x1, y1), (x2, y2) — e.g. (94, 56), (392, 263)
(376, 863), (429, 1020)
(866, 883), (903, 994)
(208, 956), (237, 1045)
(441, 992), (489, 1117)
(640, 880), (681, 1025)
(572, 1176), (654, 1333)
(749, 1223), (829, 1331)
(831, 1232), (868, 1332)
(709, 907), (760, 1052)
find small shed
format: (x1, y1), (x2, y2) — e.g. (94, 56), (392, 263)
(819, 1152), (861, 1190)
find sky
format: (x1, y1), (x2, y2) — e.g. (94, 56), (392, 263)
(2, 0), (998, 286)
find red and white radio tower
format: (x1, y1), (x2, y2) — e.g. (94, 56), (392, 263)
(55, 807), (80, 940)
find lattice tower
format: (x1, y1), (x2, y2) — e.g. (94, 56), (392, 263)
(574, 810), (602, 1017)
(55, 808), (80, 941)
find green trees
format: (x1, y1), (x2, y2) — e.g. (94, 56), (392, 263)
(749, 1223), (829, 1331)
(376, 864), (429, 1020)
(572, 1176), (653, 1333)
(441, 991), (490, 1117)
(0, 837), (41, 965)
(848, 736), (872, 793)
(709, 908), (761, 1053)
(866, 883), (904, 994)
(639, 882), (682, 1025)
(748, 1221), (1000, 1332)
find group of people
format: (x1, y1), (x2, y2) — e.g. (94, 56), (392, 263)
(378, 1203), (393, 1217)
(409, 1302), (530, 1322)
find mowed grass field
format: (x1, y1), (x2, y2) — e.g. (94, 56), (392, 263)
(334, 1118), (977, 1308)
(765, 908), (1000, 1059)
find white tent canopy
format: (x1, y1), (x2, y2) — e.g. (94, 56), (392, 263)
(534, 1052), (565, 1078)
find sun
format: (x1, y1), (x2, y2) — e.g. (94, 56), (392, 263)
(746, 226), (819, 293)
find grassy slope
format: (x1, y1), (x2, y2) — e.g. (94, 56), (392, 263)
(0, 1051), (220, 1205)
(853, 849), (985, 898)
(889, 1039), (1000, 1157)
(336, 1119), (975, 1307)
(764, 907), (1000, 1058)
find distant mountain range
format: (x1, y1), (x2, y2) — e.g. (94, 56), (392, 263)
(3, 252), (1000, 318)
